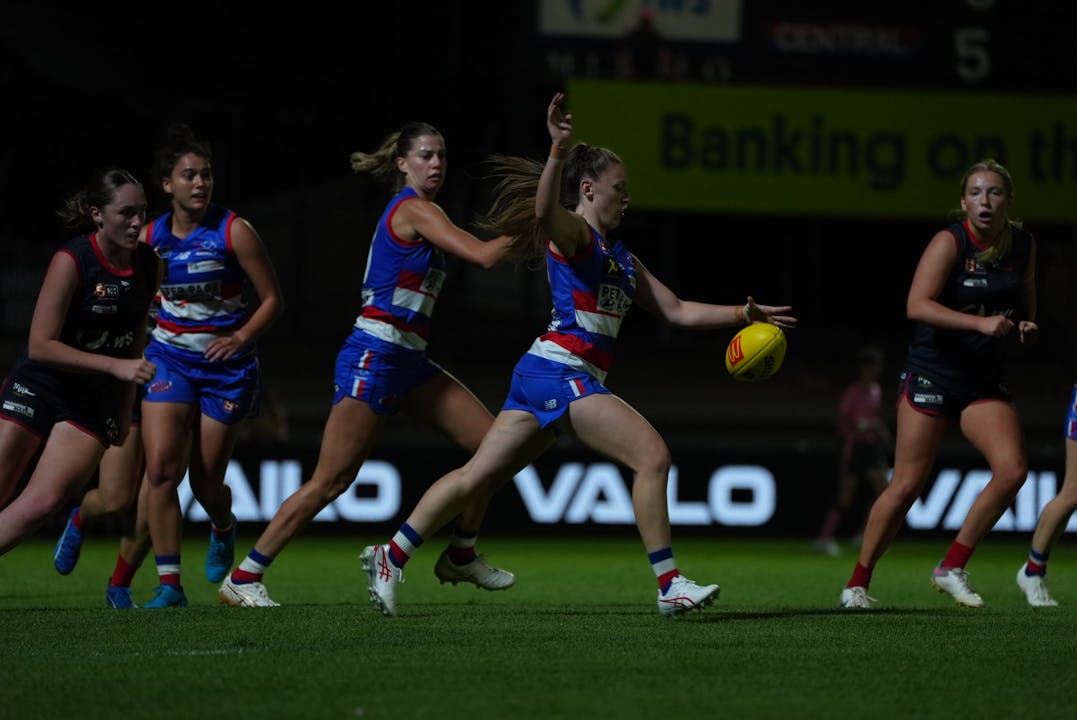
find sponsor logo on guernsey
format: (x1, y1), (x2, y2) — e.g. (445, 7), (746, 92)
(963, 256), (987, 286)
(597, 283), (631, 315)
(422, 268), (447, 295)
(2, 400), (34, 417)
(78, 330), (109, 350)
(187, 260), (225, 274)
(95, 283), (120, 298)
(162, 279), (222, 302)
(109, 331), (136, 350)
(92, 304), (118, 314)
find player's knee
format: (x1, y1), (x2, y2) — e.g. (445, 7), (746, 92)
(635, 440), (672, 478)
(880, 477), (922, 509)
(321, 474), (355, 502)
(993, 458), (1028, 493)
(99, 493), (134, 516)
(143, 461), (184, 490)
(1053, 480), (1077, 509)
(452, 464), (497, 498)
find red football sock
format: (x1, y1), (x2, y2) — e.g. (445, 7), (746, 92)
(109, 555), (139, 587)
(658, 569), (679, 591)
(388, 541), (410, 568)
(941, 541), (974, 569)
(232, 569), (262, 583)
(847, 562), (873, 589)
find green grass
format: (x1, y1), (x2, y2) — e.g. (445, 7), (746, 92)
(2, 534), (1075, 720)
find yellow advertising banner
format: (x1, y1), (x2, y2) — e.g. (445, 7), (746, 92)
(567, 79), (1077, 222)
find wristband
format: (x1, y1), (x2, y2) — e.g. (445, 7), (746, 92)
(550, 143), (566, 160)
(734, 302), (751, 325)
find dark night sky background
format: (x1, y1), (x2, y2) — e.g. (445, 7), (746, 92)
(2, 1), (1074, 442)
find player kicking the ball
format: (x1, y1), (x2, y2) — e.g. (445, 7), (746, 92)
(361, 92), (797, 618)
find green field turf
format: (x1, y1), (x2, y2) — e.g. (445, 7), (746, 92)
(1, 533), (1075, 720)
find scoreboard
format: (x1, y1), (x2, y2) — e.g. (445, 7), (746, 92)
(539, 0), (1077, 93)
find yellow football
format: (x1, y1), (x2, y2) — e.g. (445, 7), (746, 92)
(725, 322), (787, 382)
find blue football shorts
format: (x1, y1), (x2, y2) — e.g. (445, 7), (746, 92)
(331, 331), (443, 416)
(1065, 383), (1077, 441)
(502, 369), (610, 429)
(143, 341), (260, 425)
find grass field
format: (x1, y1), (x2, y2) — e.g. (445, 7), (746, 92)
(1, 532), (1075, 720)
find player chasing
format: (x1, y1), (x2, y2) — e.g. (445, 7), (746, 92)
(216, 121), (516, 608)
(840, 159), (1037, 610)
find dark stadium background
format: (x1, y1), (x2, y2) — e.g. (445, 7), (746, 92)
(2, 2), (1073, 537)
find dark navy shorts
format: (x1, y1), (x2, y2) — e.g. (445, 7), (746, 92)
(0, 371), (119, 446)
(898, 366), (1011, 419)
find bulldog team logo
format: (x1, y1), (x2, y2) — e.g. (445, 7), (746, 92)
(148, 380), (173, 394)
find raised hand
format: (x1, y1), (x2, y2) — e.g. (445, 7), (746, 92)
(548, 92), (573, 150)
